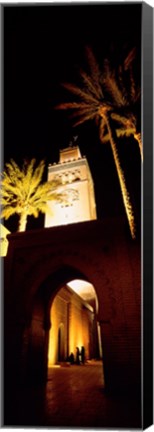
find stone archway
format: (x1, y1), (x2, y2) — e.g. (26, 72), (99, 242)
(5, 220), (141, 396)
(23, 263), (107, 385)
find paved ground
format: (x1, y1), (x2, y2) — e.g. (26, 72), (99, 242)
(5, 360), (141, 428)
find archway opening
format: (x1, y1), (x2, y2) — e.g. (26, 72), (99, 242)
(26, 265), (105, 388)
(47, 278), (103, 369)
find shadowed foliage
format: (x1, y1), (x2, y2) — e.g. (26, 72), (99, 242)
(101, 48), (142, 160)
(55, 47), (139, 239)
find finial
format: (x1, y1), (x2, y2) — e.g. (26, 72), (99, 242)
(69, 135), (78, 147)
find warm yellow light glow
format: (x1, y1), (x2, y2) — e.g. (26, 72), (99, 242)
(45, 146), (97, 228)
(48, 284), (94, 366)
(134, 132), (143, 161)
(0, 223), (10, 257)
(48, 296), (59, 366)
(50, 365), (60, 368)
(69, 301), (83, 354)
(67, 279), (96, 302)
(59, 146), (82, 163)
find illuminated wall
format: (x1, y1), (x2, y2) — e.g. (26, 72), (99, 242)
(44, 146), (97, 227)
(48, 285), (94, 366)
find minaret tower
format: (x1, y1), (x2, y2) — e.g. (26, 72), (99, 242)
(44, 146), (97, 227)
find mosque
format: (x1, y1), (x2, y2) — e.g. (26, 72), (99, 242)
(4, 144), (141, 400)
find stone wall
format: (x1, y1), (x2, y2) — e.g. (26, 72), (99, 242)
(4, 218), (141, 394)
(48, 285), (93, 365)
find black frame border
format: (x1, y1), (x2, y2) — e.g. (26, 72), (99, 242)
(142, 1), (153, 429)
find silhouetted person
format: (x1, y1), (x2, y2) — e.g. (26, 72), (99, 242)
(81, 346), (85, 364)
(69, 353), (74, 364)
(76, 347), (80, 365)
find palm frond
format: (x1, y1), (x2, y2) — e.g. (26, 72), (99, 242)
(124, 47), (136, 70)
(73, 112), (97, 127)
(55, 102), (89, 110)
(101, 126), (135, 143)
(103, 59), (125, 107)
(129, 69), (136, 102)
(62, 82), (98, 105)
(5, 159), (23, 181)
(69, 106), (98, 120)
(111, 113), (130, 125)
(0, 206), (18, 220)
(79, 68), (102, 100)
(133, 86), (141, 103)
(27, 160), (45, 195)
(85, 46), (103, 98)
(117, 65), (129, 104)
(116, 127), (135, 138)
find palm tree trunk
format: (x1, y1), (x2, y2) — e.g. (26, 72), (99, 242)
(134, 132), (143, 161)
(103, 114), (136, 239)
(18, 212), (27, 232)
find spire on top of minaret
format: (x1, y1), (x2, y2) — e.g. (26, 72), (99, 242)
(69, 135), (78, 147)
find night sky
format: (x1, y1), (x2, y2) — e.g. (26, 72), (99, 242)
(4, 3), (141, 233)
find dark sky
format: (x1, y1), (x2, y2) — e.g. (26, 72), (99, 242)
(4, 3), (141, 232)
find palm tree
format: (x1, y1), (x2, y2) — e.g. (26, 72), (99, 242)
(102, 48), (142, 160)
(55, 47), (136, 239)
(0, 159), (62, 232)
